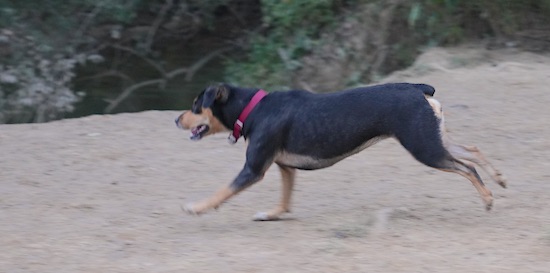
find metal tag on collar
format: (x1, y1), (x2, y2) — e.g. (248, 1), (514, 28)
(228, 119), (244, 144)
(227, 89), (267, 145)
(228, 134), (237, 144)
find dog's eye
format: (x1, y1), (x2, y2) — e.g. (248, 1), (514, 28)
(191, 98), (200, 113)
(192, 103), (202, 114)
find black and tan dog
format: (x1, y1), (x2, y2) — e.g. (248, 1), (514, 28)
(175, 83), (506, 220)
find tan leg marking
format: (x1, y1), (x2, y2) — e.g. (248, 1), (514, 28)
(253, 166), (296, 221)
(447, 144), (507, 188)
(439, 161), (494, 210)
(436, 107), (507, 189)
(428, 95), (506, 191)
(183, 186), (236, 215)
(461, 170), (494, 211)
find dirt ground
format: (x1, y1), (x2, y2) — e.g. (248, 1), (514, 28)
(1, 46), (550, 272)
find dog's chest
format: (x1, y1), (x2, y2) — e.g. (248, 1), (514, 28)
(274, 136), (387, 170)
(274, 152), (337, 170)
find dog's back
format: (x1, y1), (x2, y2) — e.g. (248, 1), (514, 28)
(246, 83), (442, 168)
(410, 83), (435, 96)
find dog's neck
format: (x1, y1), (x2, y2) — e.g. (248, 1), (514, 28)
(217, 86), (262, 131)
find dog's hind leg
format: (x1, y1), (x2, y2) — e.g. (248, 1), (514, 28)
(445, 142), (507, 188)
(434, 158), (494, 210)
(395, 103), (494, 210)
(253, 165), (296, 221)
(400, 139), (495, 210)
(428, 96), (507, 188)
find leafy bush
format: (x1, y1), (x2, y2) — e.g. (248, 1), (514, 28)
(225, 0), (352, 90)
(1, 0), (549, 122)
(226, 0), (550, 90)
(0, 31), (94, 123)
(0, 0), (143, 123)
(0, 0), (252, 123)
(406, 0), (550, 44)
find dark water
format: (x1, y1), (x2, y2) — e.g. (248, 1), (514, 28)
(68, 44), (226, 118)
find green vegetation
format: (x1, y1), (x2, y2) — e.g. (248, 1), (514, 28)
(225, 0), (349, 89)
(0, 0), (549, 123)
(226, 0), (550, 89)
(407, 0), (550, 44)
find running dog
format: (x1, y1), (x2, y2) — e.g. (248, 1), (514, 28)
(175, 83), (506, 220)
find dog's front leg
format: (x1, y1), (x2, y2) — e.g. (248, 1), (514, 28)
(184, 140), (275, 216)
(183, 166), (266, 215)
(182, 185), (236, 215)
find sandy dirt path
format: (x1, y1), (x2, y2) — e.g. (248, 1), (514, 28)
(1, 46), (550, 272)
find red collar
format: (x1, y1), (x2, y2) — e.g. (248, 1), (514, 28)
(228, 89), (268, 144)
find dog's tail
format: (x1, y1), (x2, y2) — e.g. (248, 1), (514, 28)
(413, 84), (435, 97)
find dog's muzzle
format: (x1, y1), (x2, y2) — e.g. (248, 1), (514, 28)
(175, 112), (184, 129)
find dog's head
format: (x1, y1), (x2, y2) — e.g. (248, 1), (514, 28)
(175, 84), (231, 141)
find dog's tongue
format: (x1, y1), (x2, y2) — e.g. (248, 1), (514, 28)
(190, 126), (202, 140)
(190, 132), (200, 141)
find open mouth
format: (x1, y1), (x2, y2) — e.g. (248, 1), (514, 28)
(190, 124), (210, 141)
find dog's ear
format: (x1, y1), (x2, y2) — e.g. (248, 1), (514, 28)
(201, 84), (229, 109)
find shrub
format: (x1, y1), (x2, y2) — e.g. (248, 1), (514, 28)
(225, 0), (352, 90)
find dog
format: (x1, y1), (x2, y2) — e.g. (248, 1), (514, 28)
(175, 83), (507, 220)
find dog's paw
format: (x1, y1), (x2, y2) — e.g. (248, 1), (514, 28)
(180, 203), (201, 216)
(496, 174), (508, 189)
(484, 198), (494, 211)
(253, 212), (280, 221)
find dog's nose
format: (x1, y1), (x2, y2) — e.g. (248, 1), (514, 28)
(175, 111), (187, 128)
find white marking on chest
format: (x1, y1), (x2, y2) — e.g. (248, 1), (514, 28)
(275, 136), (388, 169)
